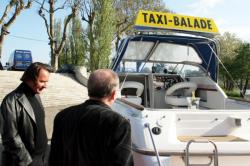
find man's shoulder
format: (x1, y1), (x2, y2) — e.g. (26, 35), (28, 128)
(3, 83), (24, 98)
(86, 102), (121, 117)
(1, 88), (20, 105)
(95, 105), (128, 123)
(54, 101), (127, 123)
(54, 103), (84, 120)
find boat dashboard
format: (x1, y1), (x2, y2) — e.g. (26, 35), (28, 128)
(152, 74), (184, 90)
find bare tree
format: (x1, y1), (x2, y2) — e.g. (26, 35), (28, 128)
(0, 0), (33, 59)
(36, 0), (81, 71)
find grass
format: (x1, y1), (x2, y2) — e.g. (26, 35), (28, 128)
(224, 88), (250, 101)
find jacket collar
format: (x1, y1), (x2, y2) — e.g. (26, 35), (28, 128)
(86, 99), (110, 109)
(16, 83), (36, 123)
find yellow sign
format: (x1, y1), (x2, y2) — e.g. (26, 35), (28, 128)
(135, 10), (219, 34)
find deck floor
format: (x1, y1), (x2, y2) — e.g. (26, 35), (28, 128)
(177, 135), (248, 142)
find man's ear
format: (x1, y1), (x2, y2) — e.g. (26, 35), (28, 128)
(110, 90), (116, 101)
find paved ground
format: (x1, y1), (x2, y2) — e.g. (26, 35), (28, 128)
(45, 104), (78, 140)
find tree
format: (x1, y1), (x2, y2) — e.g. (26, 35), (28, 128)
(36, 0), (81, 71)
(0, 0), (32, 59)
(217, 32), (242, 90)
(80, 0), (168, 71)
(233, 43), (250, 95)
(113, 0), (168, 49)
(70, 17), (86, 66)
(58, 17), (87, 68)
(81, 0), (115, 71)
(53, 19), (65, 67)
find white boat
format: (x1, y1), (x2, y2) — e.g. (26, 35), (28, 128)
(111, 11), (250, 166)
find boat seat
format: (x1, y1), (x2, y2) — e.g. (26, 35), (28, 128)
(120, 81), (144, 105)
(165, 82), (197, 107)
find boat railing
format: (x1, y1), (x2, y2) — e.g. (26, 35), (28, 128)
(117, 98), (144, 111)
(184, 139), (218, 166)
(144, 123), (162, 166)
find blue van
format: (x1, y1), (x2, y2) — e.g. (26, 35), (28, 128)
(7, 50), (33, 70)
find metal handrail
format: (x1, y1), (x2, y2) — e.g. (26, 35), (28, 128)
(144, 123), (162, 166)
(185, 139), (219, 166)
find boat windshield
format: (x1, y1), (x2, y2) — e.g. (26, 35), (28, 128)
(122, 41), (202, 64)
(117, 40), (206, 77)
(117, 61), (206, 77)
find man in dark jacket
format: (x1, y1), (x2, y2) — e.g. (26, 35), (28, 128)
(49, 69), (134, 166)
(0, 62), (52, 166)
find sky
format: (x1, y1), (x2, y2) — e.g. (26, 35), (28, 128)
(1, 0), (250, 65)
(164, 0), (250, 40)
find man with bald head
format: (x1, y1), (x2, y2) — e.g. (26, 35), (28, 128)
(49, 69), (134, 166)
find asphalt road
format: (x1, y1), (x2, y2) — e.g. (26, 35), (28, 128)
(45, 105), (73, 139)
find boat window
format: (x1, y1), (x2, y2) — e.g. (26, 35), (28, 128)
(119, 61), (138, 72)
(150, 43), (202, 64)
(123, 41), (154, 60)
(173, 64), (206, 77)
(118, 61), (206, 77)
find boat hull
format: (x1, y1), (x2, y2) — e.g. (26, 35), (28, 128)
(134, 152), (250, 166)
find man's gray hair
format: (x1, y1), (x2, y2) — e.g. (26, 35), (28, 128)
(87, 69), (119, 99)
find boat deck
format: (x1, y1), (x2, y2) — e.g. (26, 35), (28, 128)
(177, 135), (248, 142)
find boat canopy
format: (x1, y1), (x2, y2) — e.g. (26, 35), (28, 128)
(111, 34), (219, 81)
(111, 10), (220, 81)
